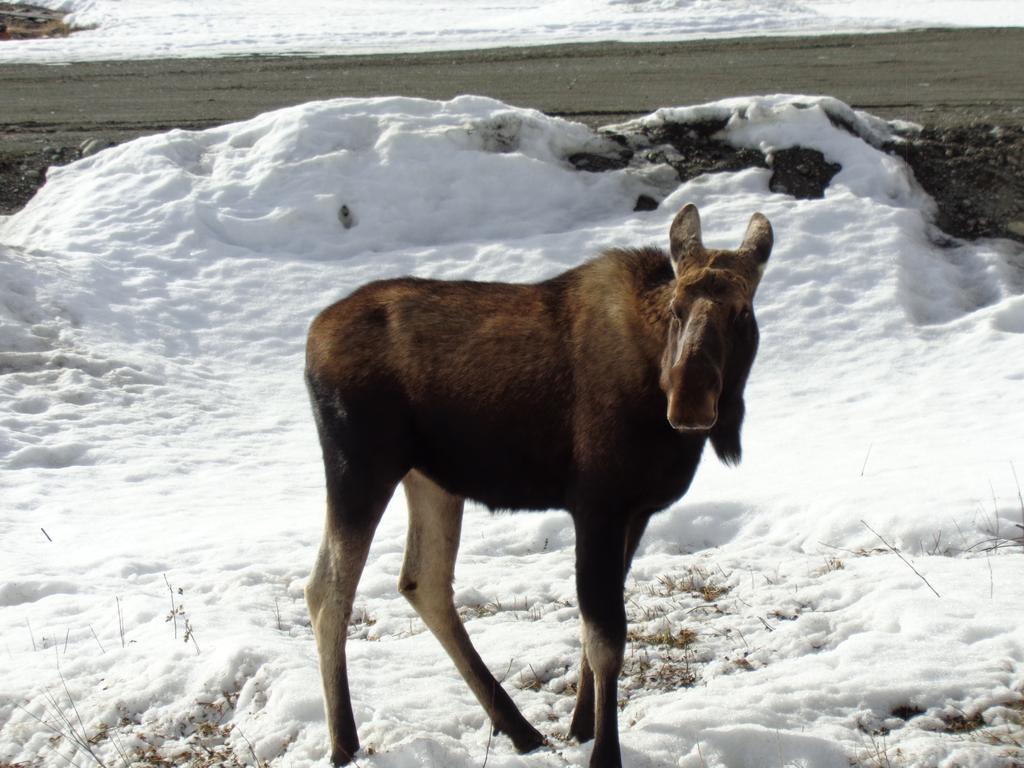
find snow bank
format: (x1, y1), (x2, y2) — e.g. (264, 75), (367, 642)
(1, 95), (1022, 767)
(2, 0), (1023, 63)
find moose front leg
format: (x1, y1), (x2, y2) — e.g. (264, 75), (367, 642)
(400, 470), (545, 754)
(573, 515), (630, 768)
(570, 512), (651, 747)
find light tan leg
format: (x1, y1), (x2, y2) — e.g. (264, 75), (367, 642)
(581, 621), (624, 768)
(307, 509), (386, 766)
(399, 469), (545, 753)
(570, 512), (650, 746)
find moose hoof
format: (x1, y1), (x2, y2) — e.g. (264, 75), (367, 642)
(494, 720), (545, 754)
(511, 726), (546, 754)
(569, 720), (595, 744)
(330, 742), (359, 767)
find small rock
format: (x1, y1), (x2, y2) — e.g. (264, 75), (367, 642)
(568, 151), (632, 173)
(79, 138), (113, 157)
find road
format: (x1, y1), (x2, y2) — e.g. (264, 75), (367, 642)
(2, 27), (1022, 227)
(2, 27), (1022, 152)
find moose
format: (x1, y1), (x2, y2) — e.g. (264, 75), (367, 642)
(304, 203), (773, 767)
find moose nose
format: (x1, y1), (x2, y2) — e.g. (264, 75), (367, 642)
(667, 391), (718, 432)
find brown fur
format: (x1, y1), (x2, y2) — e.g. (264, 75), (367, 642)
(305, 204), (773, 767)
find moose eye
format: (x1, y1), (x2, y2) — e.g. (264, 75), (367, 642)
(734, 307), (752, 325)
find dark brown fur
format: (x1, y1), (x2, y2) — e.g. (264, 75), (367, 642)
(305, 204), (773, 767)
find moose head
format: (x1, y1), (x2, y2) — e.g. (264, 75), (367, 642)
(660, 203), (773, 464)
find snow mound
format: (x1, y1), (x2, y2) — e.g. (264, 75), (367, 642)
(1, 95), (1022, 768)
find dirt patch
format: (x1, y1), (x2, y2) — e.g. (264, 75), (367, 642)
(767, 148), (842, 200)
(0, 145), (80, 214)
(0, 3), (71, 40)
(577, 118), (1024, 245)
(891, 125), (1024, 242)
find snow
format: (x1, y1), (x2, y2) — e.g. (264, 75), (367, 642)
(1, 0), (1022, 63)
(2, 93), (1023, 767)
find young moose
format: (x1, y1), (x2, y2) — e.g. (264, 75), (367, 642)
(305, 203), (773, 767)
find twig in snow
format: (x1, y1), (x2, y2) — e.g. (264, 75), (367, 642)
(989, 478), (1001, 539)
(951, 517), (969, 549)
(27, 619), (37, 651)
(88, 624), (105, 654)
(163, 574), (178, 639)
(817, 539), (867, 556)
(15, 703), (87, 768)
(860, 443), (873, 477)
(116, 596), (125, 649)
(235, 725), (262, 767)
(986, 553), (994, 600)
(41, 527), (52, 542)
(860, 520), (941, 598)
(56, 665), (99, 764)
(16, 658), (106, 767)
(1012, 461), (1024, 540)
(183, 618), (200, 655)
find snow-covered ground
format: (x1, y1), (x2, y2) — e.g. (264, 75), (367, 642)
(2, 93), (1023, 767)
(2, 0), (1023, 63)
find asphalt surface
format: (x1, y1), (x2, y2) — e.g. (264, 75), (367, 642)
(2, 27), (1022, 153)
(2, 27), (1022, 232)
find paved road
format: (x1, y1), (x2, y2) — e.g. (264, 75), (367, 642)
(2, 27), (1022, 153)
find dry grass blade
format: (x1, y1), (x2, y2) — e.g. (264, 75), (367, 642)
(1012, 461), (1024, 540)
(860, 520), (941, 598)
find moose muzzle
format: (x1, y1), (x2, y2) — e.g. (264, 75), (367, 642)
(663, 303), (725, 432)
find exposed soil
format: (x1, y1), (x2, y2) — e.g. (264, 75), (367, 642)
(571, 117), (1024, 244)
(0, 145), (79, 213)
(892, 125), (1024, 242)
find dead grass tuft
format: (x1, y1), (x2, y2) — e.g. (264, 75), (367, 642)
(652, 565), (731, 603)
(622, 644), (698, 692)
(938, 710), (986, 734)
(628, 625), (697, 650)
(852, 732), (906, 768)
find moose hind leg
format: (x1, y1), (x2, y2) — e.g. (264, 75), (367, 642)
(307, 495), (389, 766)
(306, 402), (404, 766)
(399, 469), (545, 753)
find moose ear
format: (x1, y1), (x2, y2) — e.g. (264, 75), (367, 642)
(669, 203), (705, 275)
(741, 212), (773, 265)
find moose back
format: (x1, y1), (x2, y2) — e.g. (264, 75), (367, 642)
(304, 203), (773, 767)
